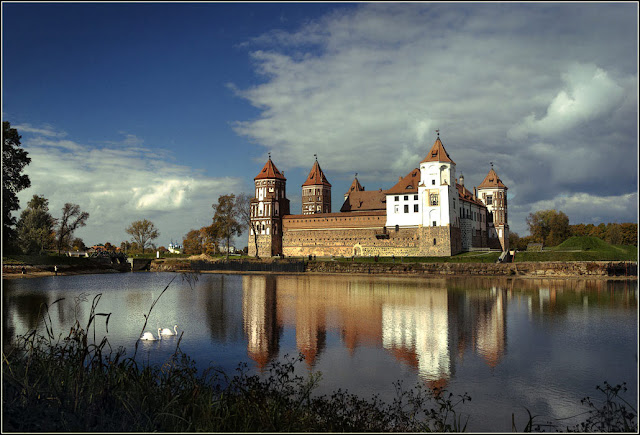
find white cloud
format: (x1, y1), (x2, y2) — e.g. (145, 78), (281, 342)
(231, 3), (637, 235)
(16, 129), (244, 245)
(509, 64), (626, 140)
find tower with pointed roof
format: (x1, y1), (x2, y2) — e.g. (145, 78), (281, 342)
(302, 156), (331, 214)
(248, 156), (290, 257)
(477, 164), (509, 251)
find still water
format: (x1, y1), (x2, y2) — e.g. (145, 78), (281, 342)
(3, 272), (638, 432)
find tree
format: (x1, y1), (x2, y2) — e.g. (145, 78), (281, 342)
(125, 219), (159, 254)
(212, 194), (243, 259)
(235, 193), (260, 258)
(183, 229), (203, 255)
(16, 195), (56, 254)
(3, 121), (31, 252)
(526, 209), (570, 247)
(71, 237), (86, 251)
(56, 203), (90, 254)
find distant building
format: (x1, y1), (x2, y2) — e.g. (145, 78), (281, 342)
(248, 134), (509, 258)
(168, 242), (182, 254)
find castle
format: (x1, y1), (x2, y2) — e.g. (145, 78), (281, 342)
(248, 135), (509, 258)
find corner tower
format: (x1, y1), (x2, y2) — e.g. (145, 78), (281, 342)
(248, 156), (290, 257)
(418, 134), (457, 229)
(302, 156), (331, 214)
(477, 165), (509, 251)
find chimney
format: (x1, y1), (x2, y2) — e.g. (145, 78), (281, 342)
(459, 174), (464, 187)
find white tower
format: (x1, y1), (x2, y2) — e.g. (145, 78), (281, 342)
(477, 164), (509, 251)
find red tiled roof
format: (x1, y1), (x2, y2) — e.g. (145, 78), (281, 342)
(420, 137), (455, 165)
(254, 158), (286, 180)
(385, 169), (420, 195)
(340, 189), (386, 212)
(457, 183), (486, 207)
(302, 160), (331, 187)
(477, 168), (507, 190)
(345, 176), (364, 195)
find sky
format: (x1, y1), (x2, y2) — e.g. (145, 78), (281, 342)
(2, 2), (638, 249)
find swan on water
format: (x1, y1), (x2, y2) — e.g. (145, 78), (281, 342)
(141, 328), (162, 341)
(160, 325), (178, 336)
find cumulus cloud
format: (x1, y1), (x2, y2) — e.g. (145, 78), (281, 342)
(509, 64), (626, 140)
(231, 3), (637, 235)
(16, 129), (244, 245)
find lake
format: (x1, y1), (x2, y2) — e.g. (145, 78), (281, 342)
(3, 272), (637, 432)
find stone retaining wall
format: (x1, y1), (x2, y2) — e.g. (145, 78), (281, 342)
(304, 261), (637, 277)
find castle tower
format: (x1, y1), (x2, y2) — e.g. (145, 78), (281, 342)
(344, 174), (365, 201)
(248, 156), (290, 257)
(477, 165), (509, 251)
(302, 156), (331, 214)
(418, 134), (457, 229)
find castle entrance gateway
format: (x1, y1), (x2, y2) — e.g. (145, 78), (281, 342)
(353, 244), (363, 257)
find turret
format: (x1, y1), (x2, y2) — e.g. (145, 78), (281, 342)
(302, 155), (331, 214)
(248, 155), (290, 257)
(477, 164), (509, 251)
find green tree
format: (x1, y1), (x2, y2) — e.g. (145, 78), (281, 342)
(16, 195), (56, 254)
(3, 121), (31, 252)
(125, 219), (159, 254)
(71, 237), (86, 251)
(56, 203), (90, 254)
(526, 209), (570, 247)
(212, 194), (243, 259)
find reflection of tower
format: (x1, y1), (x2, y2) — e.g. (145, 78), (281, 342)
(382, 288), (451, 388)
(242, 275), (282, 371)
(475, 287), (507, 368)
(295, 281), (327, 368)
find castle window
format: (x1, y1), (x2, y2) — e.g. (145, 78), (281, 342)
(433, 238), (437, 245)
(404, 195), (408, 201)
(404, 204), (409, 213)
(414, 204), (419, 212)
(432, 221), (437, 227)
(394, 196), (399, 201)
(486, 195), (493, 205)
(394, 205), (399, 213)
(395, 225), (399, 232)
(414, 195), (418, 200)
(432, 180), (436, 185)
(430, 193), (439, 206)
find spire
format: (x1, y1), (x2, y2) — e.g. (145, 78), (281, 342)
(254, 157), (286, 180)
(302, 159), (331, 187)
(421, 135), (455, 164)
(346, 173), (365, 195)
(478, 166), (507, 189)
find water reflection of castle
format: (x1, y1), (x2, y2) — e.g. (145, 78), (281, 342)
(241, 275), (508, 386)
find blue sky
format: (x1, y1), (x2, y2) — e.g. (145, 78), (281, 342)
(2, 2), (638, 248)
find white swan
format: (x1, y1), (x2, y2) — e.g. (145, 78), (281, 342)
(160, 325), (178, 336)
(140, 328), (162, 341)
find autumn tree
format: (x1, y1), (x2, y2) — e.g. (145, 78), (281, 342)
(3, 121), (31, 252)
(56, 203), (90, 254)
(235, 193), (260, 258)
(526, 209), (570, 247)
(125, 219), (159, 254)
(183, 229), (203, 255)
(212, 194), (243, 259)
(16, 195), (56, 254)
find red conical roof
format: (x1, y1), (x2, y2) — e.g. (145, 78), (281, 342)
(254, 158), (286, 180)
(478, 168), (507, 190)
(302, 160), (331, 187)
(421, 137), (455, 165)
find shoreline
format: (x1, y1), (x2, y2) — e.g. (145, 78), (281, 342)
(4, 259), (637, 280)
